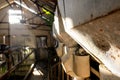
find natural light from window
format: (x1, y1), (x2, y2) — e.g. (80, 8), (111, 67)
(9, 9), (22, 24)
(33, 68), (44, 76)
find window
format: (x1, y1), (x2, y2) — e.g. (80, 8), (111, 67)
(36, 36), (47, 48)
(9, 9), (22, 24)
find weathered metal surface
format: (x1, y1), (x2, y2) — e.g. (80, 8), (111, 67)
(55, 0), (120, 77)
(67, 11), (120, 77)
(58, 0), (120, 29)
(53, 7), (77, 47)
(99, 64), (120, 80)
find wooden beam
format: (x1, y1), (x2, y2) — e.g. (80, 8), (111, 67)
(23, 63), (35, 80)
(5, 0), (13, 8)
(0, 0), (14, 10)
(91, 67), (100, 78)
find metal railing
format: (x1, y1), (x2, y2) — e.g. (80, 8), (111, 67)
(0, 46), (35, 80)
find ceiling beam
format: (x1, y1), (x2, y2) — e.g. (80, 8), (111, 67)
(0, 0), (14, 10)
(31, 0), (54, 14)
(14, 0), (49, 21)
(5, 0), (13, 8)
(14, 0), (37, 14)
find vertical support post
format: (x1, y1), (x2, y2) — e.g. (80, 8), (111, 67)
(3, 36), (5, 44)
(67, 74), (69, 80)
(8, 23), (10, 46)
(58, 63), (61, 80)
(50, 66), (52, 80)
(62, 67), (64, 80)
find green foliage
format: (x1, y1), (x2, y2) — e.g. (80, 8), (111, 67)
(42, 8), (54, 27)
(45, 14), (54, 27)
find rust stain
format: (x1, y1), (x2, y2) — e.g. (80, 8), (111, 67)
(115, 31), (120, 35)
(111, 55), (116, 60)
(116, 46), (120, 49)
(91, 14), (93, 18)
(117, 55), (120, 57)
(99, 28), (103, 32)
(93, 35), (110, 51)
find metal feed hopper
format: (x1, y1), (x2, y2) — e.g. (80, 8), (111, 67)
(53, 0), (120, 79)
